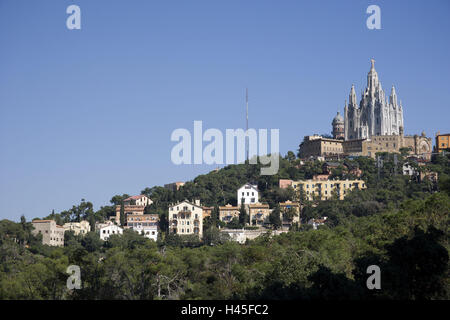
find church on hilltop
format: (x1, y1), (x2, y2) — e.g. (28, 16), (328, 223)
(344, 59), (404, 140)
(299, 59), (432, 160)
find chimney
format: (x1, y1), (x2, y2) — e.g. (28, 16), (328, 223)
(194, 199), (201, 206)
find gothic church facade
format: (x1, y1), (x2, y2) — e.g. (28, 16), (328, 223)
(344, 59), (404, 140)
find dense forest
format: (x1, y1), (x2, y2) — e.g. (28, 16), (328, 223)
(0, 151), (449, 299)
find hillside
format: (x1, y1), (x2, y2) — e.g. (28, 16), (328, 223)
(0, 152), (449, 299)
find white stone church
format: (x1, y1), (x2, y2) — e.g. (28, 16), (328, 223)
(344, 59), (404, 140)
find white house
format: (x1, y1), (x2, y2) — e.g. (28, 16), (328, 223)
(123, 194), (153, 207)
(132, 225), (158, 241)
(98, 224), (123, 241)
(307, 217), (327, 230)
(237, 183), (259, 205)
(403, 163), (417, 176)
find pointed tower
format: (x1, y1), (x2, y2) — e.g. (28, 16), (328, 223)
(345, 85), (359, 140)
(389, 85), (398, 108)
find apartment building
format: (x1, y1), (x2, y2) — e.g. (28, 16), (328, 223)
(126, 214), (159, 228)
(32, 220), (65, 246)
(292, 179), (366, 201)
(168, 200), (203, 238)
(63, 220), (91, 236)
(219, 204), (240, 223)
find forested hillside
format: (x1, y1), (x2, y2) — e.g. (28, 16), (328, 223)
(0, 152), (449, 299)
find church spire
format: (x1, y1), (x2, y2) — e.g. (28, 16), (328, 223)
(390, 85), (398, 107)
(349, 84), (357, 106)
(367, 58), (379, 91)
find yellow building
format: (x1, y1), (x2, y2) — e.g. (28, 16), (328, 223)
(435, 132), (450, 153)
(202, 206), (214, 220)
(219, 204), (240, 223)
(299, 135), (344, 159)
(292, 179), (366, 201)
(248, 203), (270, 226)
(279, 200), (301, 227)
(63, 220), (91, 236)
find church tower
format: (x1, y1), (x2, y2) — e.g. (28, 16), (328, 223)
(332, 112), (344, 139)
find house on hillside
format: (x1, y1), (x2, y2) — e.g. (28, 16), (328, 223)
(237, 183), (259, 205)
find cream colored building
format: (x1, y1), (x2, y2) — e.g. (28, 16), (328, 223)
(32, 220), (65, 246)
(292, 179), (366, 201)
(299, 135), (344, 159)
(113, 195), (153, 223)
(343, 133), (432, 160)
(126, 214), (159, 228)
(248, 203), (270, 226)
(168, 200), (203, 238)
(299, 132), (432, 161)
(202, 206), (214, 219)
(219, 204), (240, 223)
(63, 220), (91, 236)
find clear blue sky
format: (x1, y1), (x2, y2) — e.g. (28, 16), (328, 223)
(0, 0), (449, 221)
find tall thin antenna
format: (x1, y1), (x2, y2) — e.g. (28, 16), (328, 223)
(246, 88), (249, 161)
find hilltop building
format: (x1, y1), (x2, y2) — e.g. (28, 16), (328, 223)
(248, 203), (270, 226)
(164, 182), (185, 191)
(219, 204), (240, 223)
(168, 200), (203, 238)
(299, 59), (433, 161)
(344, 59), (404, 140)
(435, 132), (450, 153)
(292, 179), (366, 201)
(32, 220), (65, 246)
(97, 222), (123, 241)
(114, 194), (152, 224)
(279, 200), (301, 228)
(63, 220), (91, 236)
(237, 183), (259, 205)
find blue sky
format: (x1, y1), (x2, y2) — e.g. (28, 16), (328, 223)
(0, 0), (449, 221)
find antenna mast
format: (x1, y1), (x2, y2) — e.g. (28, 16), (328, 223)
(246, 88), (249, 161)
